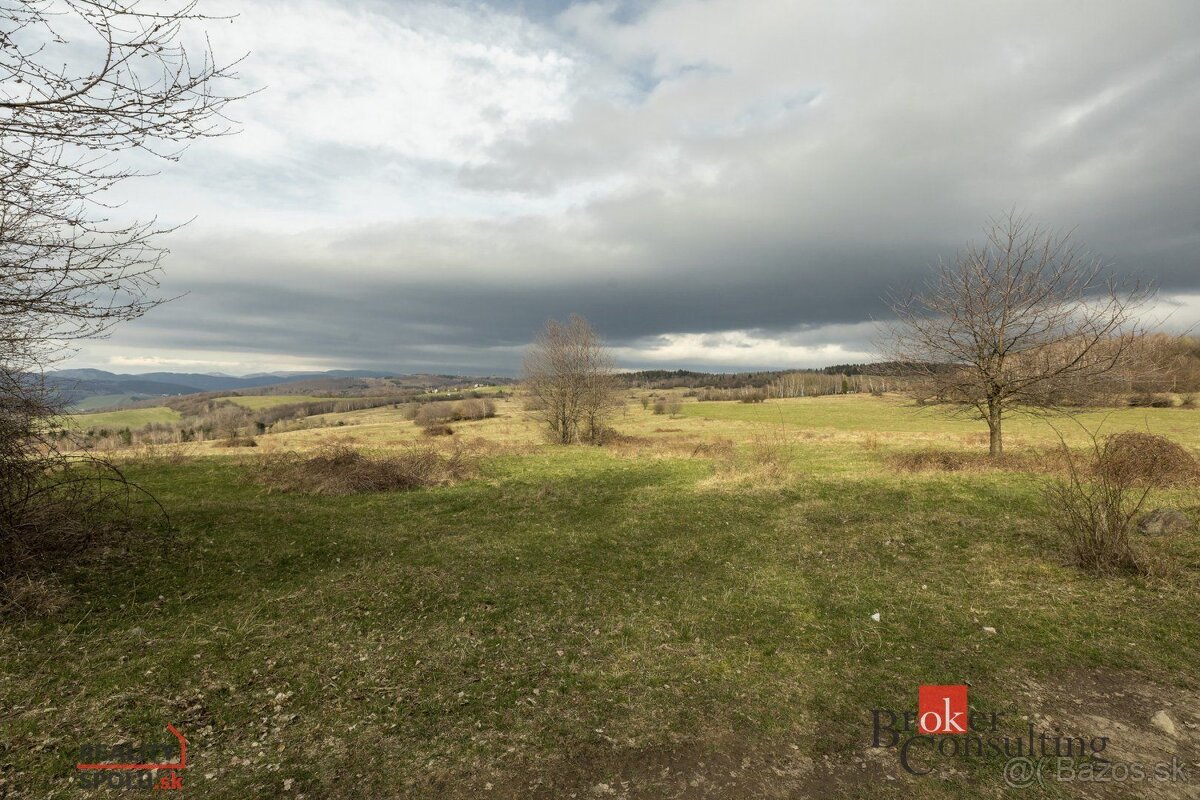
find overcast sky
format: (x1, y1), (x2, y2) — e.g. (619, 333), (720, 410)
(65, 0), (1200, 375)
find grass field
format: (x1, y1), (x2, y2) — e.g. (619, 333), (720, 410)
(67, 406), (182, 429)
(5, 395), (1199, 798)
(67, 394), (151, 412)
(218, 395), (344, 410)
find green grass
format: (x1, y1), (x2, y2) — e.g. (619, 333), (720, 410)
(684, 394), (1200, 448)
(5, 395), (1200, 797)
(218, 394), (343, 410)
(68, 394), (149, 412)
(67, 406), (181, 429)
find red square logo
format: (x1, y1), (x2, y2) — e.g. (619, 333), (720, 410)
(918, 685), (968, 734)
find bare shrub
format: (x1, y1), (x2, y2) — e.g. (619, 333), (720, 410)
(415, 401), (457, 427)
(652, 399), (667, 415)
(1128, 393), (1172, 408)
(695, 429), (793, 492)
(456, 398), (496, 420)
(414, 399), (495, 427)
(1044, 431), (1190, 574)
(423, 424), (454, 437)
(253, 445), (475, 496)
(597, 428), (652, 451)
(1181, 393), (1197, 408)
(887, 449), (1060, 473)
(889, 450), (968, 471)
(123, 442), (200, 467)
(214, 436), (258, 448)
(1095, 432), (1197, 488)
(1, 455), (168, 582)
(698, 426), (793, 483)
(740, 390), (767, 404)
(690, 438), (736, 461)
(746, 428), (790, 473)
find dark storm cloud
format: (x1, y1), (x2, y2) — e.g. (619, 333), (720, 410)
(71, 0), (1200, 373)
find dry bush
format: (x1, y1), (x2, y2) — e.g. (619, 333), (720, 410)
(522, 394), (546, 411)
(415, 401), (456, 427)
(414, 399), (495, 427)
(1045, 431), (1191, 575)
(887, 449), (1061, 473)
(690, 438), (736, 461)
(746, 428), (790, 474)
(650, 397), (682, 416)
(456, 398), (496, 420)
(596, 429), (655, 457)
(1095, 432), (1198, 487)
(214, 436), (258, 448)
(888, 450), (969, 471)
(423, 424), (454, 437)
(1128, 393), (1173, 408)
(695, 427), (793, 487)
(860, 433), (880, 451)
(1, 458), (168, 584)
(695, 432), (793, 492)
(122, 442), (199, 467)
(1182, 393), (1197, 409)
(253, 445), (475, 496)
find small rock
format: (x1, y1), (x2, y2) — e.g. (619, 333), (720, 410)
(870, 612), (881, 622)
(1137, 509), (1192, 536)
(982, 626), (997, 635)
(283, 778), (294, 791)
(1151, 710), (1177, 737)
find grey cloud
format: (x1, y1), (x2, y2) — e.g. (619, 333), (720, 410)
(70, 0), (1200, 373)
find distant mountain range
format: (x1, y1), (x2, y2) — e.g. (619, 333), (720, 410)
(44, 368), (450, 410)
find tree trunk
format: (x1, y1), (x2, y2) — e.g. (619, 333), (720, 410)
(987, 399), (1002, 457)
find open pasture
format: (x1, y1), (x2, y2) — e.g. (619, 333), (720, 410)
(6, 394), (1200, 798)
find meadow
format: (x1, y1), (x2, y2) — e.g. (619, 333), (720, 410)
(64, 406), (182, 429)
(4, 394), (1198, 798)
(218, 395), (345, 410)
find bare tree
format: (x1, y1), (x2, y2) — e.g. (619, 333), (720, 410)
(523, 314), (617, 444)
(1, 1), (242, 572)
(2, 0), (244, 367)
(884, 213), (1151, 456)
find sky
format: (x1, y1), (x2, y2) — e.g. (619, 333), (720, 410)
(63, 0), (1200, 375)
